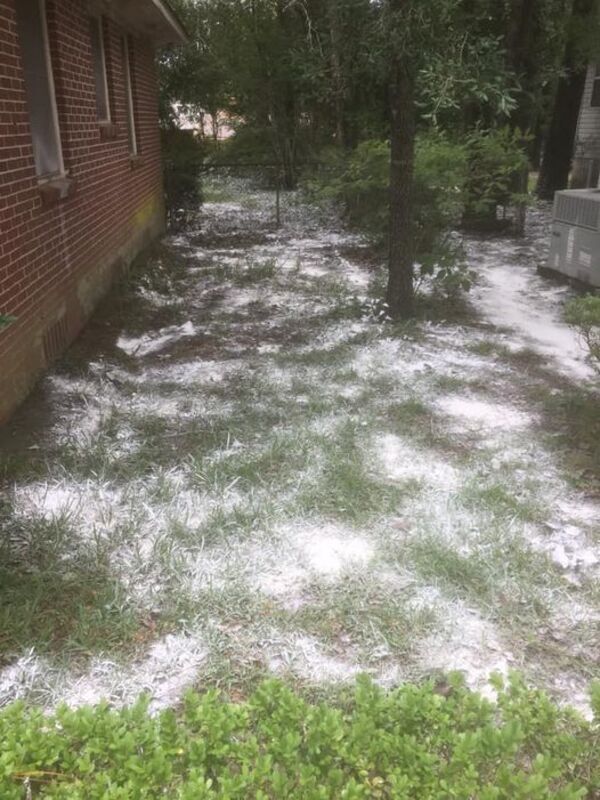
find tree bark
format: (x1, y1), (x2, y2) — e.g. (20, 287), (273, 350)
(327, 0), (347, 147)
(386, 46), (416, 319)
(537, 0), (593, 199)
(536, 69), (586, 198)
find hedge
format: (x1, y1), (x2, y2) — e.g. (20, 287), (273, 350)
(1, 674), (598, 798)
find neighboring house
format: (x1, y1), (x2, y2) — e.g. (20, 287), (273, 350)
(571, 63), (600, 188)
(0, 0), (186, 424)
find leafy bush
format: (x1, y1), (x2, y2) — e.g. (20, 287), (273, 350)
(306, 136), (471, 296)
(161, 130), (205, 229)
(1, 675), (598, 798)
(565, 294), (600, 372)
(462, 127), (529, 224)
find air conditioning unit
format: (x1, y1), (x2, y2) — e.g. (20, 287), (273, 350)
(548, 189), (600, 287)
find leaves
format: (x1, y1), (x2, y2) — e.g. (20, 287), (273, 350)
(0, 676), (597, 798)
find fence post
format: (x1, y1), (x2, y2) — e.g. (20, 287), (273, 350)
(275, 171), (281, 227)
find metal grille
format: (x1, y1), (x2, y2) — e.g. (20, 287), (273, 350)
(43, 314), (69, 364)
(554, 193), (600, 230)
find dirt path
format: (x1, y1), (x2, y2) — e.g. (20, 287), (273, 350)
(1, 183), (598, 715)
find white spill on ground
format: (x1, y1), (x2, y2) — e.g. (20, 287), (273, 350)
(469, 207), (595, 380)
(1, 183), (598, 717)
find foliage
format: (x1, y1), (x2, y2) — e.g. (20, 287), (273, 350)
(306, 135), (472, 295)
(463, 127), (530, 222)
(158, 0), (229, 129)
(0, 314), (15, 330)
(0, 675), (598, 798)
(162, 130), (205, 229)
(565, 294), (600, 371)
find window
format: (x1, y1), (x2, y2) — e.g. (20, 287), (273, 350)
(122, 36), (138, 155)
(15, 0), (64, 179)
(90, 17), (110, 121)
(591, 65), (600, 107)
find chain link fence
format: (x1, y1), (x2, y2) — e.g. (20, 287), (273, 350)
(165, 162), (287, 232)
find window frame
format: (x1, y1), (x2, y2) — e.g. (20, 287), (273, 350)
(17, 0), (65, 181)
(90, 15), (111, 123)
(122, 36), (138, 156)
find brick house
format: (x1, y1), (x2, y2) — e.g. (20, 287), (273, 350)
(0, 0), (186, 423)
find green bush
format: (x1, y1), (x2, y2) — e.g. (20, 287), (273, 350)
(161, 130), (205, 228)
(462, 127), (529, 224)
(1, 675), (598, 798)
(306, 136), (471, 296)
(565, 294), (600, 372)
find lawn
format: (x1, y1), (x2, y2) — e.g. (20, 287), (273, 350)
(0, 179), (598, 717)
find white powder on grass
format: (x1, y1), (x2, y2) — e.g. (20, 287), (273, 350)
(60, 633), (207, 713)
(374, 433), (460, 491)
(265, 633), (361, 683)
(437, 395), (533, 432)
(0, 635), (207, 713)
(117, 321), (196, 357)
(416, 600), (513, 700)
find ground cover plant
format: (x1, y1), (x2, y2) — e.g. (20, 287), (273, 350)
(1, 675), (599, 798)
(0, 183), (598, 731)
(565, 295), (600, 373)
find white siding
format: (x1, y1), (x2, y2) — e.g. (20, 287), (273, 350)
(574, 63), (600, 160)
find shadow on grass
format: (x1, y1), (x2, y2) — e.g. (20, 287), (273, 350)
(532, 385), (600, 489)
(0, 506), (144, 664)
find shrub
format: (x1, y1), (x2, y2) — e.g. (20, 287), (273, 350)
(0, 313), (15, 329)
(462, 127), (529, 224)
(565, 294), (600, 372)
(161, 129), (205, 229)
(0, 674), (598, 798)
(306, 135), (471, 297)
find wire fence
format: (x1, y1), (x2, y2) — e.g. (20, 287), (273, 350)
(165, 162), (289, 232)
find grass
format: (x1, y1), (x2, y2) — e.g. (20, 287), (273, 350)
(291, 421), (420, 524)
(0, 184), (598, 715)
(211, 257), (278, 286)
(406, 530), (561, 627)
(295, 574), (437, 662)
(535, 385), (600, 481)
(0, 510), (143, 662)
(460, 479), (543, 523)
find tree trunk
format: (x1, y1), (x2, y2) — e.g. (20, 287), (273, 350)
(386, 48), (416, 319)
(327, 0), (347, 147)
(536, 69), (586, 198)
(536, 0), (593, 199)
(507, 0), (540, 137)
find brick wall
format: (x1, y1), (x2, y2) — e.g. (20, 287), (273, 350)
(0, 0), (166, 423)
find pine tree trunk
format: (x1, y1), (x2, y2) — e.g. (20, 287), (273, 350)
(537, 69), (586, 199)
(536, 0), (593, 199)
(327, 0), (347, 147)
(386, 50), (416, 319)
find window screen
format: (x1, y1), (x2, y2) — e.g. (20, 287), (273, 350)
(90, 17), (110, 121)
(15, 0), (63, 178)
(123, 37), (138, 155)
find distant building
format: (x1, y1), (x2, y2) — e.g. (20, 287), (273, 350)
(173, 104), (236, 141)
(0, 0), (186, 423)
(571, 64), (600, 188)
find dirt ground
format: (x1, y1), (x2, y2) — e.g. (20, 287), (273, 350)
(0, 180), (598, 716)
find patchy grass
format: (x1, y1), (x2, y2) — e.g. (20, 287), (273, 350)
(0, 185), (598, 717)
(460, 479), (543, 523)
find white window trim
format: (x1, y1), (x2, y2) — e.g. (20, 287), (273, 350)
(92, 16), (111, 123)
(123, 36), (138, 156)
(37, 0), (65, 181)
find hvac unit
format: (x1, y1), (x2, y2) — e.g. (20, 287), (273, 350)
(548, 189), (600, 287)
